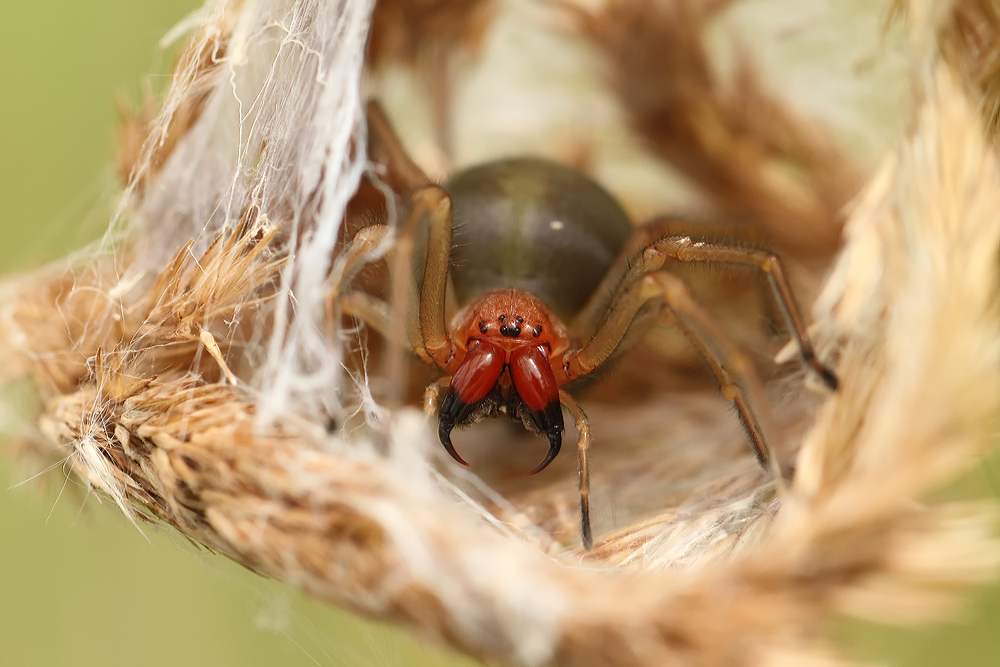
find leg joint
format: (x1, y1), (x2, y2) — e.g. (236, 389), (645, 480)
(413, 185), (451, 214)
(643, 272), (689, 303)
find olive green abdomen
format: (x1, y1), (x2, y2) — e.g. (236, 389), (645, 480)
(444, 158), (633, 322)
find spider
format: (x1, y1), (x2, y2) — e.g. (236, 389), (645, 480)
(335, 102), (838, 550)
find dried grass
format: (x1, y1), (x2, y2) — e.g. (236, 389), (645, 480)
(115, 24), (229, 189)
(905, 0), (1000, 141)
(564, 0), (862, 260)
(368, 0), (496, 66)
(4, 1), (1000, 666)
(368, 0), (498, 159)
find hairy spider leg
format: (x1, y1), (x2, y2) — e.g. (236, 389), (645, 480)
(560, 271), (781, 479)
(329, 225), (391, 295)
(330, 101), (430, 338)
(387, 185), (455, 374)
(366, 100), (431, 194)
(332, 184), (455, 397)
(572, 219), (838, 391)
(558, 390), (592, 551)
(326, 225), (392, 339)
(335, 103), (457, 405)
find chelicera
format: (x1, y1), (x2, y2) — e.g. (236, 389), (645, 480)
(338, 102), (838, 550)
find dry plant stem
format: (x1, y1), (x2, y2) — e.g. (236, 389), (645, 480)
(368, 0), (498, 159)
(368, 0), (497, 67)
(568, 0), (859, 259)
(115, 24), (228, 188)
(891, 0), (1000, 142)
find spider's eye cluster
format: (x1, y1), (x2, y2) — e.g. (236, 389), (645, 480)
(474, 314), (545, 340)
(499, 315), (521, 339)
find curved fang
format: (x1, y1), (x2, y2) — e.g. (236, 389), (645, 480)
(437, 340), (504, 466)
(511, 345), (564, 475)
(437, 410), (471, 467)
(528, 424), (562, 475)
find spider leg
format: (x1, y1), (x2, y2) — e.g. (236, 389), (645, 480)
(366, 100), (431, 194)
(336, 103), (457, 404)
(423, 375), (453, 415)
(572, 219), (837, 390)
(647, 236), (837, 389)
(561, 272), (780, 477)
(332, 194), (455, 406)
(572, 217), (733, 339)
(367, 100), (455, 376)
(385, 186), (455, 379)
(558, 390), (593, 551)
(338, 292), (393, 340)
(326, 223), (418, 350)
(326, 224), (395, 341)
(328, 224), (391, 295)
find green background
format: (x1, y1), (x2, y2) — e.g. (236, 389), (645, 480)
(0, 2), (998, 666)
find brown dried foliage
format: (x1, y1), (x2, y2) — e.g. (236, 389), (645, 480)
(368, 0), (497, 66)
(8, 213), (280, 405)
(567, 0), (862, 260)
(115, 27), (228, 188)
(932, 0), (1000, 141)
(368, 0), (498, 157)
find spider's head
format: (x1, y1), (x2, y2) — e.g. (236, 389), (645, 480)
(438, 289), (569, 474)
(451, 288), (569, 355)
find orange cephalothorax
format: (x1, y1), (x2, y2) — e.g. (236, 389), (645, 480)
(438, 289), (568, 473)
(450, 288), (570, 356)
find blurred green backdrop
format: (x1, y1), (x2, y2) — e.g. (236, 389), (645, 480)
(0, 2), (998, 666)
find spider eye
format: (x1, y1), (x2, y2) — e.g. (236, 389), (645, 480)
(498, 315), (506, 323)
(478, 321), (488, 334)
(533, 326), (542, 338)
(515, 316), (523, 324)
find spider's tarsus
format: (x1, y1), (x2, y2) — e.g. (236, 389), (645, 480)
(817, 366), (839, 392)
(581, 501), (593, 552)
(801, 349), (839, 392)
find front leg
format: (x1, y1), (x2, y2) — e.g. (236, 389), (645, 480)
(644, 236), (837, 390)
(386, 186), (456, 375)
(367, 100), (431, 195)
(350, 103), (458, 403)
(559, 390), (593, 551)
(560, 272), (781, 478)
(571, 219), (837, 391)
